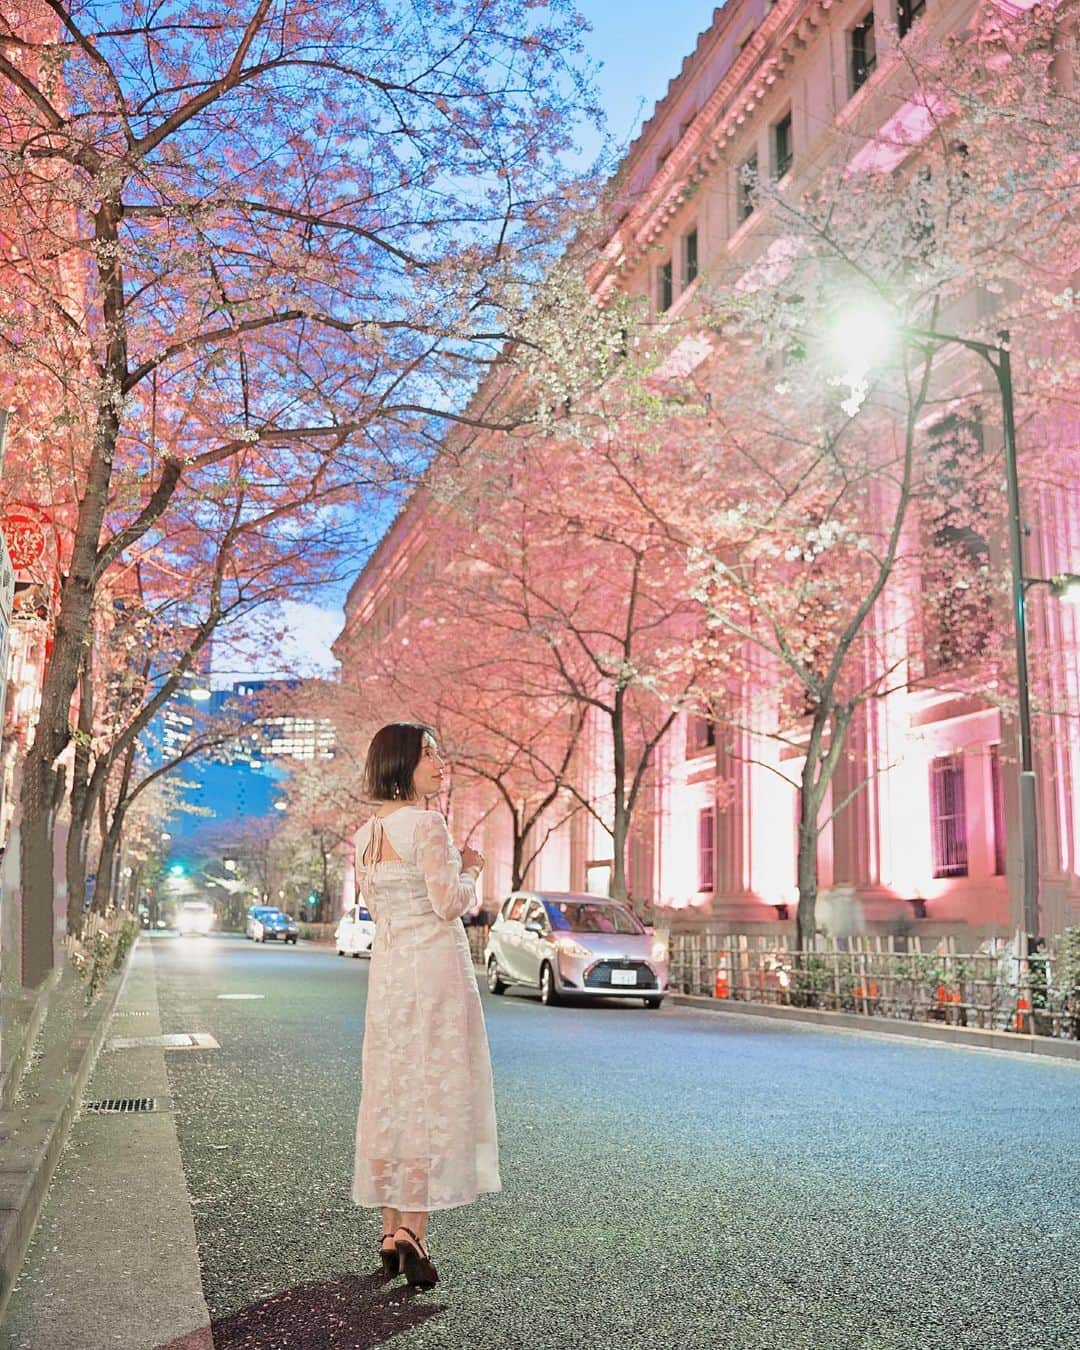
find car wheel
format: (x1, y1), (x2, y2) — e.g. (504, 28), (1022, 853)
(486, 957), (507, 995)
(539, 962), (561, 1006)
(351, 950), (361, 958)
(644, 997), (663, 1009)
(260, 933), (267, 943)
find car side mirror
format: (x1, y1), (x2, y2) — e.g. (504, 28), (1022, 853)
(524, 921), (544, 936)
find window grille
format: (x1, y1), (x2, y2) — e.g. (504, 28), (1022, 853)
(850, 11), (877, 95)
(930, 754), (968, 878)
(684, 228), (699, 286)
(658, 259), (673, 313)
(688, 716), (716, 754)
(698, 806), (716, 891)
(737, 153), (758, 224)
(773, 111), (793, 179)
(898, 0), (927, 39)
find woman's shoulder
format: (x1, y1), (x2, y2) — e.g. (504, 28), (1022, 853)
(381, 805), (445, 828)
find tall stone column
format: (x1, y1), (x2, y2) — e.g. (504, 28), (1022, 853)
(829, 704), (883, 894)
(714, 727), (753, 908)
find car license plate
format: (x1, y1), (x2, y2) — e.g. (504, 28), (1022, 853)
(611, 969), (636, 986)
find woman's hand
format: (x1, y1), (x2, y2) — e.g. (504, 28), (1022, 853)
(460, 845), (485, 874)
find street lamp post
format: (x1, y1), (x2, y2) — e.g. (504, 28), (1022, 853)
(830, 307), (1066, 948)
(903, 328), (1040, 939)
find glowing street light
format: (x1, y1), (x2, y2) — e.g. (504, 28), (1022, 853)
(1049, 572), (1080, 604)
(827, 295), (898, 393)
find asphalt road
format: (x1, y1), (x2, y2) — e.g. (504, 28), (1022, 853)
(150, 931), (1080, 1350)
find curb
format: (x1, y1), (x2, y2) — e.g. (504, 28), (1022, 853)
(668, 992), (1080, 1062)
(0, 937), (136, 1323)
(464, 958), (1080, 1062)
(0, 969), (61, 1111)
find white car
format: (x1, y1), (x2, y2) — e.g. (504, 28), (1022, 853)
(484, 891), (668, 1008)
(176, 901), (214, 936)
(336, 904), (376, 957)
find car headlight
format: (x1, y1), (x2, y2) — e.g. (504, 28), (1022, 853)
(555, 937), (591, 960)
(651, 941), (668, 963)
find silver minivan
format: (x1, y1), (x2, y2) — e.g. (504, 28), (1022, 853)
(484, 891), (668, 1008)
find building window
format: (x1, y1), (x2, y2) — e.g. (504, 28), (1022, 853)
(683, 228), (699, 287)
(990, 744), (1006, 876)
(688, 716), (716, 755)
(898, 0), (927, 39)
(657, 258), (673, 313)
(849, 10), (877, 96)
(930, 754), (968, 878)
(737, 152), (758, 224)
(773, 110), (793, 179)
(698, 806), (716, 891)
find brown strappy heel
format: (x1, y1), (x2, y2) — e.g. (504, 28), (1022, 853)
(379, 1231), (400, 1276)
(394, 1225), (438, 1288)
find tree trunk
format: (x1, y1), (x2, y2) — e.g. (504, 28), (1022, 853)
(609, 689), (629, 901)
(91, 825), (119, 914)
(18, 202), (128, 987)
(795, 779), (820, 953)
(511, 814), (526, 892)
(795, 707), (828, 953)
(65, 654), (95, 939)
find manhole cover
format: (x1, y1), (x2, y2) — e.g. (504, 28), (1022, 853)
(85, 1098), (159, 1113)
(106, 1032), (220, 1051)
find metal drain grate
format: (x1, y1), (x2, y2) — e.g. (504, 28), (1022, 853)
(115, 1009), (153, 1017)
(85, 1098), (158, 1114)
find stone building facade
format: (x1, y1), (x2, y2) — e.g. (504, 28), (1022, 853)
(335, 0), (1079, 941)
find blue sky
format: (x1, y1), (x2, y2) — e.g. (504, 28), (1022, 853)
(232, 3), (719, 684)
(582, 1), (717, 163)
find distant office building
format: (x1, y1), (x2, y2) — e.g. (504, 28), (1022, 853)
(233, 678), (336, 762)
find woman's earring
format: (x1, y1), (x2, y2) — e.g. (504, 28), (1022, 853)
(392, 784), (401, 800)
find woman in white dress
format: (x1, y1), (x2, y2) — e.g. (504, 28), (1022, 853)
(352, 722), (501, 1289)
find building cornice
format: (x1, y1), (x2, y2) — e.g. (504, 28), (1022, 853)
(590, 0), (835, 300)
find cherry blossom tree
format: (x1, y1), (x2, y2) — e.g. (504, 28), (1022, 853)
(0, 0), (599, 982)
(375, 430), (702, 906)
(348, 572), (591, 893)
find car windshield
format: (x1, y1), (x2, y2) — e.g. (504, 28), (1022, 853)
(181, 903), (210, 913)
(545, 902), (645, 935)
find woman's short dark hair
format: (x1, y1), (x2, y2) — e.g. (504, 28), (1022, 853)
(363, 723), (435, 802)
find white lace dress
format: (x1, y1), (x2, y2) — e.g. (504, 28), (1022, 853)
(351, 805), (501, 1212)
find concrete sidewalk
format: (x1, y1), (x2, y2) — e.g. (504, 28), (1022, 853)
(0, 941), (213, 1350)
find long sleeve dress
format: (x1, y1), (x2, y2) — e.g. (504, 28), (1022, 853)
(351, 805), (501, 1213)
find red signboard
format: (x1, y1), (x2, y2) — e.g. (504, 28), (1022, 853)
(0, 506), (52, 582)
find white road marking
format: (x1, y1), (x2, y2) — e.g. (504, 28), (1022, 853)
(106, 1033), (221, 1051)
